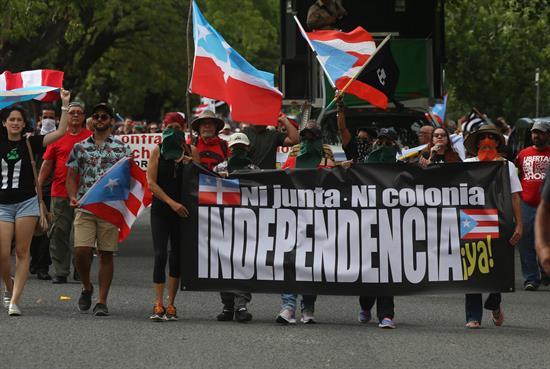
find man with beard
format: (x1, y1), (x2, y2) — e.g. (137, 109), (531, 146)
(39, 102), (92, 283)
(66, 103), (131, 316)
(336, 96), (375, 163)
(516, 121), (550, 290)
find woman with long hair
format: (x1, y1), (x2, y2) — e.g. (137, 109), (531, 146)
(0, 89), (70, 316)
(418, 126), (461, 167)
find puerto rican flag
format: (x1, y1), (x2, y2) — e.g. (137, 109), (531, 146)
(198, 174), (240, 206)
(0, 69), (64, 109)
(79, 158), (152, 242)
(190, 1), (282, 126)
(460, 209), (500, 240)
(301, 27), (394, 109)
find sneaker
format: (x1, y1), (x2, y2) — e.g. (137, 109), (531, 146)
(3, 291), (12, 309)
(492, 307), (504, 326)
(216, 308), (234, 321)
(378, 317), (396, 329)
(78, 286), (93, 312)
(524, 281), (539, 291)
(276, 308), (296, 324)
(149, 303), (165, 322)
(8, 303), (21, 316)
(235, 307), (252, 323)
(465, 320), (481, 329)
(93, 303), (109, 316)
(358, 309), (371, 323)
(300, 309), (316, 324)
(165, 304), (178, 321)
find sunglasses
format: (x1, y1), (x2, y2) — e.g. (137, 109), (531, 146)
(92, 113), (111, 121)
(479, 133), (497, 140)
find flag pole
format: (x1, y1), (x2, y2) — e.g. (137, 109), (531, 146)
(293, 15), (336, 88)
(326, 34), (392, 110)
(185, 0), (194, 126)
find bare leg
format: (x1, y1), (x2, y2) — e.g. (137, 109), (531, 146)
(0, 221), (14, 293)
(154, 283), (165, 305)
(167, 276), (179, 306)
(75, 246), (93, 291)
(97, 251), (113, 304)
(11, 217), (38, 304)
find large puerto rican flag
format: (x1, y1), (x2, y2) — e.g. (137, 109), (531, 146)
(198, 174), (240, 206)
(460, 209), (500, 240)
(190, 1), (282, 126)
(79, 158), (152, 242)
(0, 69), (64, 109)
(301, 27), (394, 109)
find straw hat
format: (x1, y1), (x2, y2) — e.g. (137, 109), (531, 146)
(463, 124), (505, 155)
(191, 110), (224, 132)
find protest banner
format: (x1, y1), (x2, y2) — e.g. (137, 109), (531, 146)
(180, 161), (515, 295)
(119, 133), (162, 169)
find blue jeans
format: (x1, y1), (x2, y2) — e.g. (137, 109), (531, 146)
(281, 293), (317, 312)
(518, 201), (541, 284)
(465, 293), (501, 323)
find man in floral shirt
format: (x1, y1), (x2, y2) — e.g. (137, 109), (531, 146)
(66, 103), (131, 317)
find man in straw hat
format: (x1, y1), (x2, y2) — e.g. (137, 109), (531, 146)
(191, 110), (228, 171)
(462, 124), (523, 328)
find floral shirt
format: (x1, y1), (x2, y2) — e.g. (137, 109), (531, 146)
(66, 135), (131, 199)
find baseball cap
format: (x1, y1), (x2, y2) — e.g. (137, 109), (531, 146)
(93, 103), (114, 117)
(228, 132), (250, 147)
(531, 120), (550, 132)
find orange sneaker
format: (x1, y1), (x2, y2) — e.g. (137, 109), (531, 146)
(492, 307), (504, 326)
(149, 303), (165, 322)
(165, 304), (178, 321)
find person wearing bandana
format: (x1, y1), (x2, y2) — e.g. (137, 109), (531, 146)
(462, 124), (523, 328)
(146, 112), (198, 322)
(358, 127), (399, 329)
(336, 95), (375, 164)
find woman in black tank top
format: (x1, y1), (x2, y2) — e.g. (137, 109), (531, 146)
(145, 113), (198, 321)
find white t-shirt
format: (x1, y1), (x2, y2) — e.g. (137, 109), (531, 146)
(464, 157), (523, 193)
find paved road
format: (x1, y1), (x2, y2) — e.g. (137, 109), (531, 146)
(2, 209), (550, 369)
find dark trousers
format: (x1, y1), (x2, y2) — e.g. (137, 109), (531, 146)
(30, 195), (51, 272)
(359, 295), (395, 321)
(465, 293), (501, 323)
(220, 291), (251, 310)
(151, 211), (181, 284)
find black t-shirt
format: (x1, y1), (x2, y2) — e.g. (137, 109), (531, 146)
(0, 135), (45, 204)
(542, 165), (550, 202)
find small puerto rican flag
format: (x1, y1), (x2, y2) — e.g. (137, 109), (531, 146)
(460, 209), (499, 240)
(198, 174), (240, 206)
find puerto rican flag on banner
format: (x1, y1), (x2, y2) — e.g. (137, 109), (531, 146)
(79, 158), (152, 242)
(190, 1), (282, 126)
(460, 209), (500, 240)
(0, 69), (64, 109)
(301, 27), (395, 109)
(198, 174), (240, 206)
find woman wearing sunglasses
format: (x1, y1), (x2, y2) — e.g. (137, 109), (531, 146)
(418, 127), (461, 167)
(0, 89), (70, 316)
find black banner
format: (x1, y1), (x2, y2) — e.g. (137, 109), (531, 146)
(181, 162), (514, 295)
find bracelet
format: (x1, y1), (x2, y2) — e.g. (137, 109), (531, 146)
(61, 106), (69, 111)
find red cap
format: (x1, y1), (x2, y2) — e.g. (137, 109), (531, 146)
(163, 112), (186, 127)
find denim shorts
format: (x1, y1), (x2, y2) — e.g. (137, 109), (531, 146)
(0, 196), (40, 223)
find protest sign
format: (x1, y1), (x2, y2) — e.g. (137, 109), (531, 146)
(119, 134), (162, 169)
(180, 162), (514, 295)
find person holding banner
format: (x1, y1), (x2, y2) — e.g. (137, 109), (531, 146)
(192, 110), (228, 171)
(0, 90), (70, 316)
(463, 125), (523, 328)
(146, 112), (197, 321)
(418, 127), (461, 167)
(66, 103), (131, 317)
(358, 127), (399, 328)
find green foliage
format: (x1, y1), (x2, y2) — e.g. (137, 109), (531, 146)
(446, 0), (550, 122)
(0, 0), (279, 120)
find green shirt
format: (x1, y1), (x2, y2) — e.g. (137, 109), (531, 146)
(243, 127), (286, 169)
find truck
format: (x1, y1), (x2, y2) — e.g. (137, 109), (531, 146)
(279, 0), (446, 149)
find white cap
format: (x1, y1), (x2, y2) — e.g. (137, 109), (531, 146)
(228, 132), (250, 147)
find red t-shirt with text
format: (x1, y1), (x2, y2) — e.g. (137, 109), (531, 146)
(516, 145), (550, 206)
(43, 129), (93, 197)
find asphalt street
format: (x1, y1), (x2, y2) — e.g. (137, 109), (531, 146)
(1, 208), (549, 369)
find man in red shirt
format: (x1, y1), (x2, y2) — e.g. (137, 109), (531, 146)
(191, 110), (228, 171)
(517, 120), (550, 290)
(38, 101), (92, 284)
